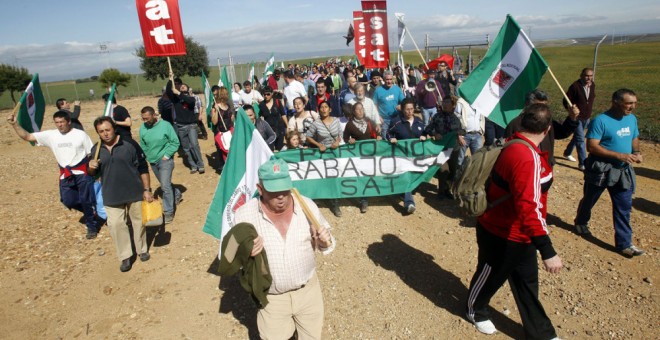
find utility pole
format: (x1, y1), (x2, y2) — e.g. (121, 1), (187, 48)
(486, 34), (491, 48)
(425, 34), (429, 62)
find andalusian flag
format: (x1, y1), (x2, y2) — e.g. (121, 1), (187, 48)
(17, 73), (45, 134)
(103, 84), (117, 117)
(202, 71), (214, 128)
(262, 53), (275, 79)
(203, 108), (273, 241)
(458, 15), (547, 128)
(248, 62), (255, 86)
(220, 66), (230, 89)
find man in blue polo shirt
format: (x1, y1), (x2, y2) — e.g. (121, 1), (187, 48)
(574, 88), (644, 258)
(373, 70), (405, 139)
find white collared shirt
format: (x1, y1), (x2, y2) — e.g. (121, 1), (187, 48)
(233, 195), (335, 294)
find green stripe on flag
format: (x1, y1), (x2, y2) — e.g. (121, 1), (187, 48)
(458, 15), (547, 128)
(202, 71), (214, 128)
(103, 84), (117, 117)
(17, 73), (45, 135)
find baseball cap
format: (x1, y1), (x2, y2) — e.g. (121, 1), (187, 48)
(258, 159), (293, 192)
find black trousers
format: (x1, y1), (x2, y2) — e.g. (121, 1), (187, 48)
(466, 225), (557, 340)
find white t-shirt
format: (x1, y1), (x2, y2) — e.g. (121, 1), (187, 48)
(283, 80), (307, 110)
(232, 91), (241, 108)
(33, 129), (93, 176)
(238, 89), (264, 106)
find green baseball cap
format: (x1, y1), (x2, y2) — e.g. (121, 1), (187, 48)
(258, 159), (293, 192)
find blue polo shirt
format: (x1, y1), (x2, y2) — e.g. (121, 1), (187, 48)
(373, 85), (404, 120)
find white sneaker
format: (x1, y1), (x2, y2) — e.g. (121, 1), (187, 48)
(565, 154), (577, 162)
(474, 320), (498, 335)
(406, 204), (416, 214)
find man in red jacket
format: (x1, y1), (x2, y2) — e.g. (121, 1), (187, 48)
(466, 103), (563, 339)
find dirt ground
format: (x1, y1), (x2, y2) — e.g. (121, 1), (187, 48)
(0, 96), (657, 340)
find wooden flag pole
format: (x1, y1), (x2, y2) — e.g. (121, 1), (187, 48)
(405, 27), (443, 100)
(291, 188), (320, 233)
(166, 57), (173, 76)
(93, 141), (102, 160)
(547, 67), (573, 107)
(12, 102), (22, 116)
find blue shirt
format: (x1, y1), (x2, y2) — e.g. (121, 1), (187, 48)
(587, 111), (639, 165)
(373, 85), (405, 120)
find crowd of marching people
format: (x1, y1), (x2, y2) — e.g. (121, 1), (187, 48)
(7, 56), (646, 339)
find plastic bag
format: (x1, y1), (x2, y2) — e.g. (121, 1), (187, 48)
(142, 199), (163, 227)
(93, 181), (107, 220)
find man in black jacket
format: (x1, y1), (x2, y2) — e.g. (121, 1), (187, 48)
(88, 116), (153, 272)
(167, 75), (206, 174)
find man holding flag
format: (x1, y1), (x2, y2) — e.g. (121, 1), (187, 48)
(8, 75), (100, 239)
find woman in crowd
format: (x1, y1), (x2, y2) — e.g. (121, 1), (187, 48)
(258, 86), (288, 151)
(305, 100), (343, 217)
(211, 87), (234, 172)
(231, 82), (242, 109)
(343, 102), (381, 213)
(387, 98), (426, 214)
(287, 97), (317, 137)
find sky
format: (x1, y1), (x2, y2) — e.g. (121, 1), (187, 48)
(1, 0), (658, 81)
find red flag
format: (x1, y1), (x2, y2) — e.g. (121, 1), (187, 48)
(361, 1), (389, 69)
(426, 54), (456, 71)
(353, 11), (366, 66)
(136, 0), (186, 56)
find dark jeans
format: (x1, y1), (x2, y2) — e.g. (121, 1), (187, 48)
(176, 123), (205, 171)
(484, 119), (505, 147)
(59, 174), (99, 232)
(575, 181), (634, 250)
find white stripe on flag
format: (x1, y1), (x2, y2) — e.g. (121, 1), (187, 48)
(470, 32), (534, 117)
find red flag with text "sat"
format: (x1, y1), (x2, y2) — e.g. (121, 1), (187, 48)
(353, 11), (366, 66)
(361, 0), (389, 69)
(136, 0), (186, 56)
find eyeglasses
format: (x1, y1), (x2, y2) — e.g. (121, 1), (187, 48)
(264, 93), (273, 96)
(439, 64), (447, 67)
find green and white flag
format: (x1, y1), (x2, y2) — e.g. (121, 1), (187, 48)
(262, 53), (275, 79)
(203, 108), (274, 240)
(103, 84), (117, 117)
(202, 71), (214, 128)
(17, 73), (45, 134)
(248, 62), (255, 86)
(220, 66), (230, 89)
(458, 15), (547, 128)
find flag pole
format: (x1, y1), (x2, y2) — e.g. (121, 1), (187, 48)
(546, 67), (573, 107)
(291, 188), (320, 233)
(12, 102), (21, 116)
(404, 26), (443, 100)
(167, 57), (173, 76)
(93, 141), (102, 160)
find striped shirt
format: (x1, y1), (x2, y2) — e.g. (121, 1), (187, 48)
(233, 195), (334, 294)
(305, 117), (342, 147)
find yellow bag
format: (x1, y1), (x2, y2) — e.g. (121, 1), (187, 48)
(142, 199), (163, 227)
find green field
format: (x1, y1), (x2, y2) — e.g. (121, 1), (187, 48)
(2, 42), (658, 140)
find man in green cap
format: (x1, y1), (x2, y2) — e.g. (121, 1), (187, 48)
(233, 158), (336, 340)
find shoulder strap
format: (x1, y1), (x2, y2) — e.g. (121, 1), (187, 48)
(486, 138), (537, 210)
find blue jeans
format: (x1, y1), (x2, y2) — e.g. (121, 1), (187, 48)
(381, 118), (392, 140)
(457, 133), (484, 167)
(176, 123), (205, 170)
(60, 174), (98, 232)
(421, 107), (437, 127)
(575, 181), (634, 250)
(564, 118), (589, 166)
(151, 158), (182, 216)
(403, 192), (415, 207)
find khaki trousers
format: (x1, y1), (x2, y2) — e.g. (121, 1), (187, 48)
(258, 272), (324, 340)
(105, 202), (147, 261)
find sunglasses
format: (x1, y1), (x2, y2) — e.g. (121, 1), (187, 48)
(264, 92), (273, 96)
